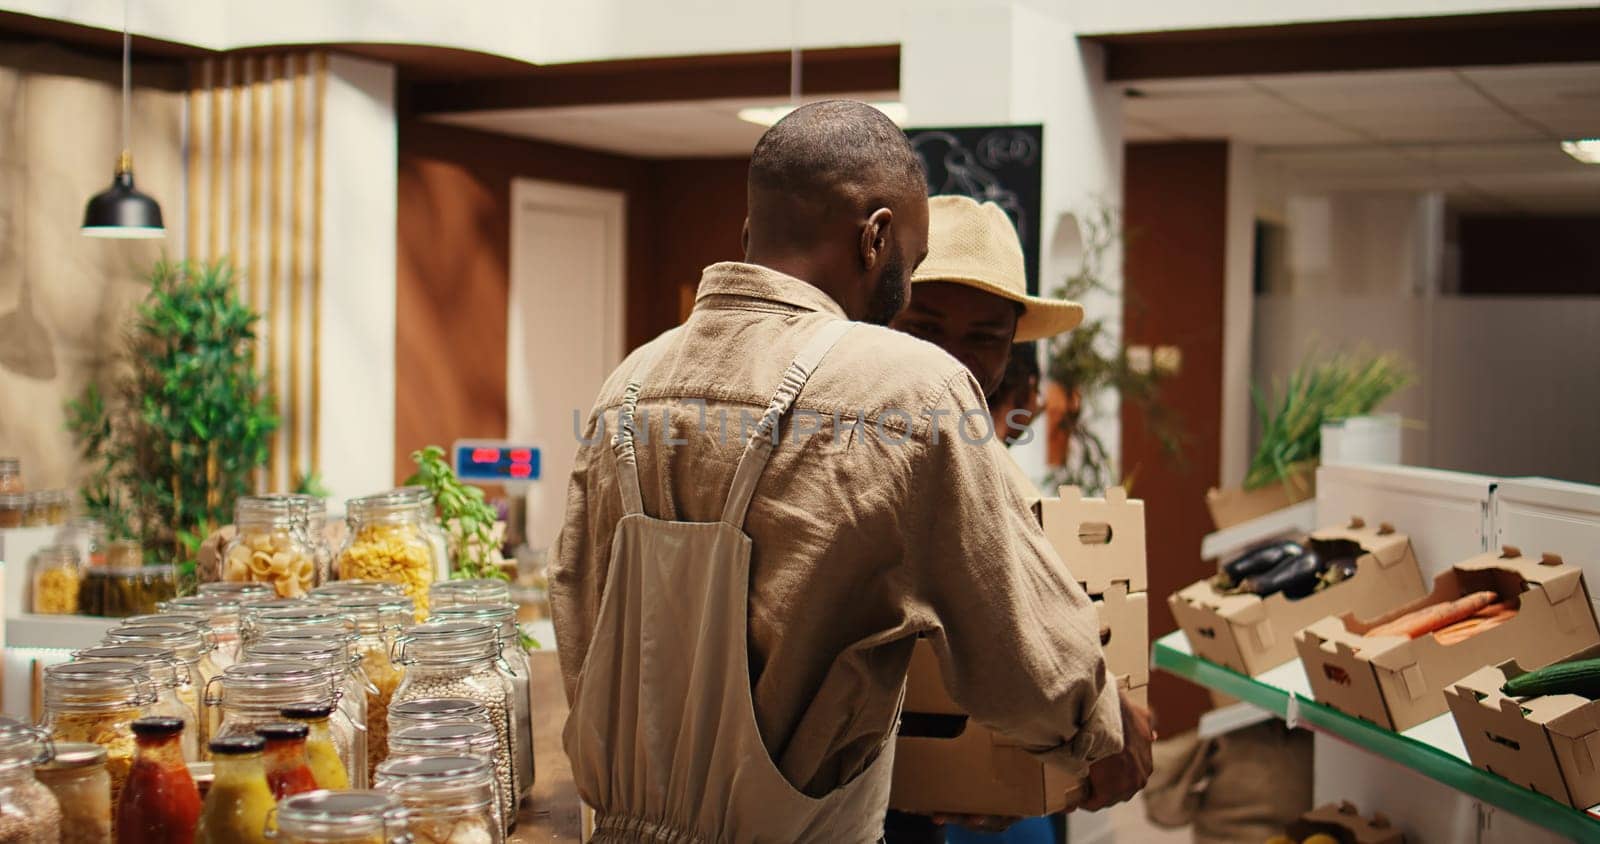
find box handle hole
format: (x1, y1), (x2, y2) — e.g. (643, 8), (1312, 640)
(1078, 521), (1113, 545)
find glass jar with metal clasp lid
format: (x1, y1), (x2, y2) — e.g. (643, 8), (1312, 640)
(40, 659), (157, 811)
(223, 496), (319, 598)
(207, 660), (354, 779)
(429, 603), (532, 803)
(30, 543), (83, 615)
(310, 580), (408, 602)
(160, 594), (247, 672)
(102, 623), (217, 754)
(236, 597), (316, 644)
(388, 722), (506, 833)
(390, 486), (452, 581)
(199, 581), (277, 601)
(0, 457), (20, 494)
(35, 740), (110, 844)
(375, 755), (502, 844)
(339, 492), (441, 620)
(247, 631), (371, 788)
(428, 578), (512, 610)
(268, 790), (410, 844)
(315, 594), (413, 778)
(247, 605), (354, 647)
(73, 644), (200, 762)
(0, 717), (63, 841)
(260, 493), (335, 587)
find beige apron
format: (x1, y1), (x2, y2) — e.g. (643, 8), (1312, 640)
(565, 319), (897, 844)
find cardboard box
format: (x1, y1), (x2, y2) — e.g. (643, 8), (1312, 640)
(1098, 582), (1150, 686)
(1444, 648), (1600, 809)
(893, 638), (1144, 817)
(1205, 465), (1316, 531)
(1298, 548), (1600, 732)
(1287, 801), (1405, 844)
(1170, 519), (1426, 676)
(1040, 486), (1146, 595)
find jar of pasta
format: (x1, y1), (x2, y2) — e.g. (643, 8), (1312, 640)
(339, 494), (439, 619)
(392, 486), (452, 579)
(41, 659), (157, 812)
(245, 633), (370, 788)
(262, 494), (334, 588)
(319, 594), (412, 780)
(103, 623), (217, 754)
(30, 544), (83, 615)
(73, 645), (200, 762)
(223, 497), (319, 598)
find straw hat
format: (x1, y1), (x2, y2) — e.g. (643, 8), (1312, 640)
(911, 195), (1084, 342)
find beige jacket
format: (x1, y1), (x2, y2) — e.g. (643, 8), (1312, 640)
(551, 262), (1122, 797)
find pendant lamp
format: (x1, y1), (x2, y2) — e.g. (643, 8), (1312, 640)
(82, 0), (164, 239)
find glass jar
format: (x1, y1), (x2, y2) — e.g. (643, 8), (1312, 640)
(198, 735), (275, 844)
(136, 565), (178, 613)
(36, 489), (71, 525)
(430, 603), (531, 801)
(161, 595), (246, 672)
(386, 698), (488, 734)
(120, 716), (202, 842)
(429, 578), (511, 610)
(0, 458), (20, 494)
(99, 570), (145, 617)
(393, 486), (452, 581)
(0, 717), (63, 841)
(310, 580), (407, 602)
(41, 659), (157, 809)
(21, 492), (49, 527)
(246, 634), (369, 787)
(199, 581), (276, 601)
(35, 741), (111, 844)
(0, 493), (26, 529)
(248, 605), (353, 647)
(388, 723), (505, 833)
(104, 623), (217, 753)
(74, 645), (200, 761)
(339, 494), (439, 620)
(30, 543), (83, 614)
(224, 496), (319, 598)
(376, 755), (503, 844)
(272, 790), (408, 844)
(57, 517), (107, 567)
(80, 568), (109, 616)
(321, 595), (411, 779)
(208, 660), (354, 779)
(264, 493), (334, 588)
(391, 622), (513, 829)
(238, 598), (313, 643)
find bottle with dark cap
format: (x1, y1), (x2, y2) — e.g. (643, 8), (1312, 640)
(256, 722), (318, 801)
(119, 717), (201, 843)
(197, 735), (273, 844)
(280, 705), (349, 790)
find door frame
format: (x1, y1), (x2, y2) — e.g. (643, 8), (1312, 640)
(506, 178), (628, 445)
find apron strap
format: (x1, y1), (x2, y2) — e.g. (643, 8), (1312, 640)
(610, 327), (683, 517)
(720, 319), (854, 527)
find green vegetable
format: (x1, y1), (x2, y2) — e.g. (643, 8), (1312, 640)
(404, 446), (507, 583)
(1245, 352), (1412, 491)
(1502, 658), (1600, 699)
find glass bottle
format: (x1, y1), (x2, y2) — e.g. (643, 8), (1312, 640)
(246, 632), (368, 787)
(118, 717), (202, 844)
(0, 457), (20, 493)
(0, 717), (63, 841)
(256, 722), (318, 800)
(161, 595), (246, 673)
(105, 622), (216, 753)
(30, 543), (83, 614)
(390, 621), (514, 830)
(35, 740), (109, 844)
(41, 659), (156, 811)
(0, 493), (25, 529)
(209, 661), (346, 774)
(315, 594), (411, 779)
(197, 735), (274, 844)
(389, 723), (505, 833)
(223, 497), (318, 599)
(75, 644), (200, 761)
(375, 755), (503, 844)
(199, 581), (275, 601)
(338, 493), (439, 619)
(428, 578), (511, 610)
(279, 705), (351, 791)
(272, 791), (407, 844)
(430, 603), (531, 801)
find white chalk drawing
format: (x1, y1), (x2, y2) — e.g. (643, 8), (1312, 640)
(910, 128), (1038, 250)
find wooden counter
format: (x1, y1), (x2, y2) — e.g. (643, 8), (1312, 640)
(513, 650), (584, 841)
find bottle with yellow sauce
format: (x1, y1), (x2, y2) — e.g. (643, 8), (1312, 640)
(197, 735), (275, 844)
(280, 704), (350, 790)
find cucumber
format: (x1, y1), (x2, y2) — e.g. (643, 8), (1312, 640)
(1502, 658), (1600, 699)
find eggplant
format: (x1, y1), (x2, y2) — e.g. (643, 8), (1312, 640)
(1221, 539), (1305, 585)
(1241, 550), (1324, 599)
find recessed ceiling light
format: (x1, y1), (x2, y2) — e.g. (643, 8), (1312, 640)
(1561, 139), (1600, 164)
(738, 101), (909, 128)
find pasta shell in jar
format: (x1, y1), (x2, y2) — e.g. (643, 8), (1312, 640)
(222, 497), (319, 598)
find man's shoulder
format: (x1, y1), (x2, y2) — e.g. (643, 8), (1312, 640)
(827, 322), (980, 405)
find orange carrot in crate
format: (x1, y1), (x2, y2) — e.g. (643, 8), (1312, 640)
(1365, 590), (1499, 639)
(1433, 608), (1517, 645)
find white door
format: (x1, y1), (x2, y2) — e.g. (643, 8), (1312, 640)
(508, 179), (626, 553)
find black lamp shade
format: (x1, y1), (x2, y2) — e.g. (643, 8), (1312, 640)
(82, 168), (165, 238)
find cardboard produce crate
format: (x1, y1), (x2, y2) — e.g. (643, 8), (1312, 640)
(1040, 486), (1146, 595)
(1444, 648), (1600, 809)
(1205, 464), (1315, 531)
(1097, 582), (1150, 686)
(1170, 519), (1425, 677)
(1297, 548), (1600, 732)
(1287, 801), (1405, 844)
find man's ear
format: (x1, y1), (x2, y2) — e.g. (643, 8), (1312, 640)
(860, 208), (894, 270)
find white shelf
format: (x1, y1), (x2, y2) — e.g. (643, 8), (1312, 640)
(5, 614), (119, 651)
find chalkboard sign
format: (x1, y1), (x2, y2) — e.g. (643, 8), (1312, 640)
(906, 125), (1044, 295)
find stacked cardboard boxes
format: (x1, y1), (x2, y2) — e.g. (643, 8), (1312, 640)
(888, 487), (1148, 817)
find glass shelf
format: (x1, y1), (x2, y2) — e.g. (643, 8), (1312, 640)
(1153, 631), (1600, 841)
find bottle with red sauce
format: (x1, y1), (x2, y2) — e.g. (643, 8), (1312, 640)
(256, 722), (319, 799)
(117, 716), (202, 844)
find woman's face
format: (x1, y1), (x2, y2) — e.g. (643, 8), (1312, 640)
(890, 282), (1019, 397)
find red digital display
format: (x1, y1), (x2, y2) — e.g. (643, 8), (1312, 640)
(455, 443), (540, 482)
(510, 449), (533, 464)
(472, 448), (500, 464)
(509, 463), (533, 479)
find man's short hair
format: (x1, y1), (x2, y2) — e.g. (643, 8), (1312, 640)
(749, 101), (927, 213)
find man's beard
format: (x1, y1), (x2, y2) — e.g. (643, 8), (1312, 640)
(862, 251), (907, 326)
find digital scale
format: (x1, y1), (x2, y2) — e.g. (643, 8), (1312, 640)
(451, 439), (541, 569)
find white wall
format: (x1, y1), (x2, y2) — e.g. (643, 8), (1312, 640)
(1220, 142), (1256, 489)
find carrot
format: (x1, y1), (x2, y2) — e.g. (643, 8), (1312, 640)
(1433, 609), (1517, 645)
(1365, 590), (1499, 639)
